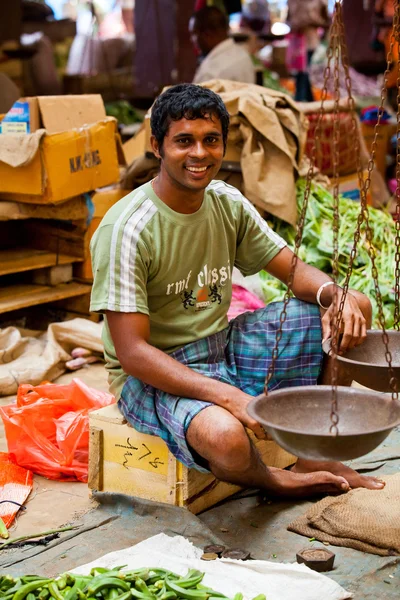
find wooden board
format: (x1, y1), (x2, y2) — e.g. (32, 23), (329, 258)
(0, 248), (82, 277)
(0, 281), (92, 314)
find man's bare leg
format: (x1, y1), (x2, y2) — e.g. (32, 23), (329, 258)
(187, 405), (351, 498)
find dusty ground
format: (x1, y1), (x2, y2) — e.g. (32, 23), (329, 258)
(0, 363), (109, 538)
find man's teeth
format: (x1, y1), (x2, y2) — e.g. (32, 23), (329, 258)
(186, 166), (208, 172)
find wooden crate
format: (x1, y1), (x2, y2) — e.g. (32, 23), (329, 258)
(89, 403), (295, 514)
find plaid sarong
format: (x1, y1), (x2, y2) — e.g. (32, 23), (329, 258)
(119, 299), (322, 473)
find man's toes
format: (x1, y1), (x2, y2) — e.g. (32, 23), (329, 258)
(362, 476), (385, 490)
(310, 472), (350, 493)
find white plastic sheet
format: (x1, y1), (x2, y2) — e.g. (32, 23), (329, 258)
(72, 533), (352, 600)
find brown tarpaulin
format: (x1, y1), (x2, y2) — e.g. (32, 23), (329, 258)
(202, 80), (308, 226)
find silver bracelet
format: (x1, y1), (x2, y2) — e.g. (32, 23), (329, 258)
(316, 281), (336, 309)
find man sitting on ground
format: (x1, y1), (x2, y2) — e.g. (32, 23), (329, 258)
(190, 6), (256, 85)
(90, 83), (384, 497)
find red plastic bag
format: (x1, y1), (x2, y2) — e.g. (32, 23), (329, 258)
(0, 379), (115, 482)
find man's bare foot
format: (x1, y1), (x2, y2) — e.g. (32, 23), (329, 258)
(292, 459), (385, 490)
(267, 467), (350, 498)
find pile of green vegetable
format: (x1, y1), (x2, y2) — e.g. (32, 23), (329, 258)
(105, 101), (143, 126)
(0, 567), (265, 600)
(261, 179), (397, 329)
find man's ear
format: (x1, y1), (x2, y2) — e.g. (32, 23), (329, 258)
(150, 135), (162, 160)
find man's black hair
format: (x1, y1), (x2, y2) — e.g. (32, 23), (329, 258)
(192, 6), (229, 32)
(150, 83), (230, 151)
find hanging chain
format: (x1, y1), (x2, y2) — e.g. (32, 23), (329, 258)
(263, 9), (337, 395)
(394, 11), (400, 330)
(329, 9), (342, 435)
(335, 1), (398, 398)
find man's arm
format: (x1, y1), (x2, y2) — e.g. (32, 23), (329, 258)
(265, 247), (370, 352)
(106, 311), (266, 438)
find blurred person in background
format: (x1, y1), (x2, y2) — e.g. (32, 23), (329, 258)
(190, 6), (256, 84)
(287, 0), (329, 101)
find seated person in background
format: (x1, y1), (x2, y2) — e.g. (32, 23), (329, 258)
(190, 6), (256, 85)
(90, 84), (384, 498)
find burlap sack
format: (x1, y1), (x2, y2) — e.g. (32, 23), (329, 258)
(0, 130), (46, 168)
(288, 474), (400, 556)
(0, 318), (103, 397)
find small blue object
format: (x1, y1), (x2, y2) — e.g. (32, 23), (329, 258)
(85, 193), (95, 226)
(1, 101), (31, 134)
(341, 189), (360, 201)
(360, 105), (391, 126)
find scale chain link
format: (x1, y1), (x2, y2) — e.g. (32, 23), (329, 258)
(329, 5), (342, 435)
(335, 1), (399, 399)
(266, 0), (399, 409)
(264, 9), (337, 395)
(394, 5), (400, 331)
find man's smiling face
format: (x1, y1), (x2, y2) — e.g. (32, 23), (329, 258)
(153, 114), (225, 192)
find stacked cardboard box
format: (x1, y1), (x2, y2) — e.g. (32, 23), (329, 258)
(0, 94), (124, 322)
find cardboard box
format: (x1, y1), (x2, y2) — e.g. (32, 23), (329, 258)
(123, 126), (146, 165)
(37, 94), (106, 134)
(0, 95), (121, 204)
(89, 403), (295, 514)
(74, 186), (130, 281)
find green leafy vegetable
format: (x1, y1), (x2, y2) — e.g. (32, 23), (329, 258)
(261, 178), (396, 329)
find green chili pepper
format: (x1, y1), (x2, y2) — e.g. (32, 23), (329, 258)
(129, 590), (153, 600)
(49, 581), (65, 600)
(158, 593), (177, 600)
(176, 571), (204, 589)
(86, 578), (130, 597)
(13, 580), (53, 600)
(113, 592), (131, 600)
(164, 579), (207, 600)
(57, 578), (67, 591)
(2, 579), (23, 596)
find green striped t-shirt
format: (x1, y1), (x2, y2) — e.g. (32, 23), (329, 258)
(90, 180), (286, 399)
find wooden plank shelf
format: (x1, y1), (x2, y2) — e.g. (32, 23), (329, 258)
(0, 248), (83, 277)
(0, 281), (92, 314)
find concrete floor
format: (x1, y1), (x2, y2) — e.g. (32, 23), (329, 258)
(0, 363), (109, 538)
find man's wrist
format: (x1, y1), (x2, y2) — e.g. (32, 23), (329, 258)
(318, 281), (343, 309)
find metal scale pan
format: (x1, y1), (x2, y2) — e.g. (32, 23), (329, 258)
(248, 386), (400, 462)
(323, 331), (400, 392)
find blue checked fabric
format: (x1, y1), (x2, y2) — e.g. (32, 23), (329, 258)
(119, 299), (323, 473)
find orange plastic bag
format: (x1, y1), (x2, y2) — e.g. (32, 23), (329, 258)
(0, 379), (115, 482)
(0, 453), (33, 530)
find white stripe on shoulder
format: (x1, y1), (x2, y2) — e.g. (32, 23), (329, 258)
(210, 181), (286, 248)
(108, 190), (147, 310)
(119, 198), (157, 309)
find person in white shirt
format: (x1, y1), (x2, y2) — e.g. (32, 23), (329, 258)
(189, 6), (256, 85)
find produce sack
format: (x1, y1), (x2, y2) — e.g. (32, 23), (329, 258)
(0, 379), (115, 482)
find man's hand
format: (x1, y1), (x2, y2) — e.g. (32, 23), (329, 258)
(321, 292), (367, 354)
(106, 312), (267, 438)
(225, 389), (268, 440)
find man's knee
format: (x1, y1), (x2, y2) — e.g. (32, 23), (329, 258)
(187, 406), (251, 470)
